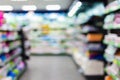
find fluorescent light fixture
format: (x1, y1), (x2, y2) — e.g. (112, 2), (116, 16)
(46, 5), (61, 10)
(0, 5), (13, 11)
(68, 1), (82, 17)
(11, 0), (27, 1)
(22, 5), (37, 11)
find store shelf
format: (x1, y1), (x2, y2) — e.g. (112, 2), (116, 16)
(0, 58), (22, 76)
(84, 75), (105, 80)
(0, 29), (20, 32)
(14, 64), (27, 80)
(0, 38), (21, 43)
(0, 45), (21, 56)
(103, 8), (120, 17)
(73, 55), (105, 80)
(9, 45), (21, 51)
(80, 32), (103, 35)
(103, 41), (120, 48)
(11, 59), (22, 70)
(103, 24), (120, 30)
(108, 73), (120, 80)
(103, 26), (120, 30)
(78, 37), (102, 44)
(0, 53), (21, 67)
(80, 28), (104, 34)
(88, 49), (104, 52)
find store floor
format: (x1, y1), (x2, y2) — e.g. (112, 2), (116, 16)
(20, 56), (86, 80)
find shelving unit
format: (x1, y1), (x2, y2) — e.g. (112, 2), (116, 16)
(103, 1), (120, 80)
(29, 25), (70, 55)
(71, 15), (106, 80)
(0, 11), (30, 80)
(0, 30), (28, 80)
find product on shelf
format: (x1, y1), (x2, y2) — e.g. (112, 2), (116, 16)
(86, 51), (104, 60)
(0, 31), (20, 42)
(104, 13), (120, 29)
(105, 76), (113, 80)
(87, 43), (104, 51)
(7, 61), (25, 80)
(104, 1), (120, 79)
(104, 46), (117, 62)
(104, 34), (120, 48)
(0, 56), (25, 80)
(105, 0), (120, 14)
(87, 33), (103, 42)
(80, 25), (98, 33)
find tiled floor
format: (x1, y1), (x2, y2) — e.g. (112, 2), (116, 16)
(20, 56), (86, 80)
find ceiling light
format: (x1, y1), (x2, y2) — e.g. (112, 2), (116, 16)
(22, 5), (37, 11)
(68, 1), (82, 17)
(46, 5), (61, 10)
(0, 5), (13, 11)
(11, 0), (27, 1)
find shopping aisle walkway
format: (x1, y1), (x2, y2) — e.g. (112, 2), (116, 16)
(20, 56), (86, 80)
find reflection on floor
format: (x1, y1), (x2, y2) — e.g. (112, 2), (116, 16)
(20, 56), (86, 80)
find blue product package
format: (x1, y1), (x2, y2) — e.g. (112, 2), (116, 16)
(1, 34), (7, 40)
(7, 71), (16, 80)
(0, 54), (6, 62)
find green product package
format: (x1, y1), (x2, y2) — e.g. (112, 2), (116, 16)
(114, 59), (120, 67)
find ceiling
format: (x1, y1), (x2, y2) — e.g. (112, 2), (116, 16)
(0, 0), (74, 11)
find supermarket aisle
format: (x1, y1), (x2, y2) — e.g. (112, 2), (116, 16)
(20, 56), (85, 80)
